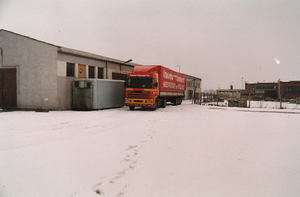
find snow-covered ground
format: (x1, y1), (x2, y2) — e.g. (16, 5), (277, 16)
(1, 100), (300, 197)
(203, 100), (300, 111)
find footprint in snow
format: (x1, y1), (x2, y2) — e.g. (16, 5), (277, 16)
(126, 145), (137, 150)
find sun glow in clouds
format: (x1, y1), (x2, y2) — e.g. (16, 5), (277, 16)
(274, 58), (281, 64)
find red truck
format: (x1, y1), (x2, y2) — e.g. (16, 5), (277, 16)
(125, 65), (186, 110)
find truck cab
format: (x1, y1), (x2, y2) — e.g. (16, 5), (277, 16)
(125, 72), (159, 110)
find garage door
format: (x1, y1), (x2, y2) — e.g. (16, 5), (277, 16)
(0, 68), (17, 109)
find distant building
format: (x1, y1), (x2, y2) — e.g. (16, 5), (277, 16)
(216, 85), (243, 99)
(245, 80), (300, 100)
(184, 74), (201, 100)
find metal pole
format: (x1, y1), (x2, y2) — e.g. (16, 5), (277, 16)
(279, 80), (282, 109)
(248, 93), (251, 108)
(242, 77), (243, 89)
(200, 92), (202, 105)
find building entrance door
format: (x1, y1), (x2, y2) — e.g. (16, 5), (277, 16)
(0, 68), (17, 109)
(78, 64), (86, 78)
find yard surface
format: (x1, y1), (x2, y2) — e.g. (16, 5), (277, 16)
(1, 101), (300, 197)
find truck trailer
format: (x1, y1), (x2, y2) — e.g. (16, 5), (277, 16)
(73, 79), (125, 110)
(125, 65), (186, 110)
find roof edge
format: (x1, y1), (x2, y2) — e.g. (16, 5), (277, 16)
(58, 47), (137, 66)
(0, 29), (139, 66)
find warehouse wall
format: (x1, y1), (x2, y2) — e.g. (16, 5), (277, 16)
(0, 30), (135, 110)
(56, 53), (133, 109)
(0, 30), (58, 110)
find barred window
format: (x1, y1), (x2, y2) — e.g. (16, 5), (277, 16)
(98, 67), (104, 79)
(89, 66), (95, 78)
(66, 63), (75, 77)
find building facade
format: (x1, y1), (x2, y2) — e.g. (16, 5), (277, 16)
(245, 80), (300, 100)
(0, 30), (135, 110)
(184, 74), (202, 101)
(216, 85), (243, 100)
(1, 30), (202, 110)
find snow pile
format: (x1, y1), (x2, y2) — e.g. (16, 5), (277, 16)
(203, 100), (300, 110)
(249, 101), (300, 110)
(1, 101), (300, 197)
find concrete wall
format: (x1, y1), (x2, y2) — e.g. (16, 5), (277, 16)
(57, 76), (74, 110)
(0, 30), (59, 110)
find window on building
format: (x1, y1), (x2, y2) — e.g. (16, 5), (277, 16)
(89, 66), (95, 78)
(66, 63), (75, 77)
(98, 67), (104, 79)
(284, 86), (300, 94)
(292, 86), (297, 94)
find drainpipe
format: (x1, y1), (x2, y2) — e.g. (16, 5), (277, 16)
(106, 61), (108, 79)
(0, 47), (3, 67)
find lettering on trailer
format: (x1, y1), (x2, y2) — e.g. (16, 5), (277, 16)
(163, 81), (185, 90)
(129, 73), (152, 77)
(163, 81), (176, 89)
(162, 69), (185, 90)
(163, 70), (174, 80)
(163, 70), (185, 83)
(176, 76), (185, 83)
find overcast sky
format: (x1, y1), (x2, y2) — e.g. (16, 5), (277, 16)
(1, 0), (299, 90)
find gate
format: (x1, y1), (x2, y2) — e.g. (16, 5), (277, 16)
(0, 68), (17, 109)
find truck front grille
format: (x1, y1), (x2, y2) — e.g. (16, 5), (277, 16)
(128, 91), (150, 98)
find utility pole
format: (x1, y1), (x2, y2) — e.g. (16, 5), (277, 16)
(242, 77), (243, 89)
(177, 65), (181, 73)
(278, 79), (282, 109)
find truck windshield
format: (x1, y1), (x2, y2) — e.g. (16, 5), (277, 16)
(127, 77), (153, 88)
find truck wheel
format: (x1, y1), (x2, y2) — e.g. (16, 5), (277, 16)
(153, 99), (158, 110)
(178, 98), (182, 105)
(129, 106), (135, 110)
(173, 98), (178, 105)
(162, 98), (167, 108)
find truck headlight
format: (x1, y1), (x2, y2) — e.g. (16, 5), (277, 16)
(126, 99), (130, 102)
(147, 100), (152, 103)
